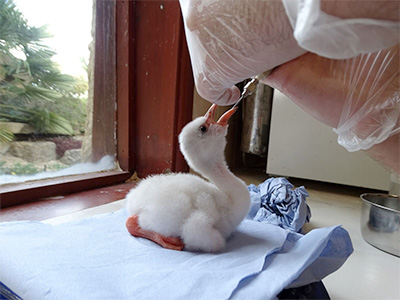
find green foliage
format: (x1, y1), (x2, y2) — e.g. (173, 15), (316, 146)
(0, 104), (73, 135)
(0, 124), (13, 142)
(24, 109), (74, 135)
(0, 0), (87, 137)
(0, 161), (40, 175)
(0, 160), (67, 175)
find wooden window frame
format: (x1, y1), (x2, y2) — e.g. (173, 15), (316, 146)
(0, 0), (194, 208)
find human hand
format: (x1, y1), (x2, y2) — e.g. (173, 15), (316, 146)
(180, 0), (399, 106)
(180, 0), (306, 105)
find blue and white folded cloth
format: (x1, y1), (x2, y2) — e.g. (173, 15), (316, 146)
(247, 177), (311, 232)
(0, 179), (353, 300)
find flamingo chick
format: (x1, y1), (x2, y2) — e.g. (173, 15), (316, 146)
(125, 104), (250, 252)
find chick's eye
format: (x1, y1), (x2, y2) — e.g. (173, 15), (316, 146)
(199, 125), (208, 133)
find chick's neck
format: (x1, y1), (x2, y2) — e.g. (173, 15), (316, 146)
(198, 159), (250, 225)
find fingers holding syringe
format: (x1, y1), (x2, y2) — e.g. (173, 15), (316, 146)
(194, 74), (241, 106)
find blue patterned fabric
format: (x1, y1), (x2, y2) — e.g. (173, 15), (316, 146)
(0, 282), (22, 300)
(247, 177), (311, 232)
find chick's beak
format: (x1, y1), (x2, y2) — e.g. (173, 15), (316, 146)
(204, 103), (217, 125)
(204, 104), (237, 126)
(217, 107), (238, 126)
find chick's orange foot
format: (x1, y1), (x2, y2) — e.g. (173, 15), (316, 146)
(126, 215), (185, 251)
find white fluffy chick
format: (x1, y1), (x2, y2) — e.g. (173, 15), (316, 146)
(125, 104), (250, 252)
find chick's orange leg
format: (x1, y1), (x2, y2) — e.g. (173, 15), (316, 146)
(126, 215), (184, 251)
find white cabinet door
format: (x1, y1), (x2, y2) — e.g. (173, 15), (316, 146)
(267, 91), (390, 190)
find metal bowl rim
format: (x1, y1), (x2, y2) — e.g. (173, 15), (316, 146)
(360, 193), (400, 214)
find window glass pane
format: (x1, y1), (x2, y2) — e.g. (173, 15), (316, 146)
(0, 0), (116, 185)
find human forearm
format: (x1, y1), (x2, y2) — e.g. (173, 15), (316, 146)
(320, 0), (399, 22)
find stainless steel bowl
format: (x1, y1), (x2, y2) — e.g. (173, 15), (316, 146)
(360, 193), (400, 257)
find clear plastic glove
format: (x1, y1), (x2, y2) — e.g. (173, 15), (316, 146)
(179, 0), (306, 105)
(266, 45), (400, 153)
(268, 0), (400, 154)
(180, 0), (399, 106)
(333, 49), (399, 152)
(283, 0), (400, 59)
(180, 0), (399, 170)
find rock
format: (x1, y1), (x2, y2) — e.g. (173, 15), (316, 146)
(72, 136), (85, 143)
(0, 154), (39, 175)
(0, 122), (35, 134)
(60, 149), (81, 165)
(80, 134), (92, 162)
(0, 143), (10, 155)
(8, 141), (57, 163)
(0, 154), (29, 168)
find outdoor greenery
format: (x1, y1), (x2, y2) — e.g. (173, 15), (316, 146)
(0, 161), (40, 175)
(0, 0), (87, 143)
(0, 161), (65, 175)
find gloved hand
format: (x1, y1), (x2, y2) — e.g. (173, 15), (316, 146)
(180, 0), (399, 106)
(179, 0), (306, 105)
(265, 45), (400, 153)
(180, 0), (399, 173)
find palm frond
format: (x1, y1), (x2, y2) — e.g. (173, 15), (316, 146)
(0, 126), (14, 143)
(29, 109), (73, 135)
(0, 104), (73, 135)
(0, 0), (86, 135)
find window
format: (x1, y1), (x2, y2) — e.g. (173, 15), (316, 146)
(0, 0), (117, 185)
(0, 0), (194, 207)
